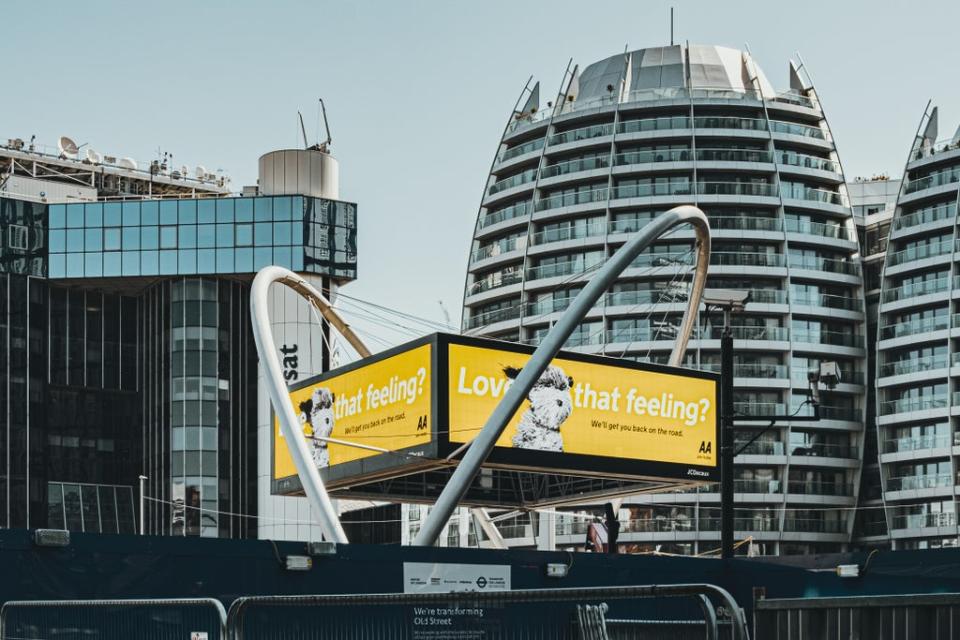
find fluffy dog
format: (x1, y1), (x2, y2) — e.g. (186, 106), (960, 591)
(504, 364), (574, 452)
(298, 387), (335, 468)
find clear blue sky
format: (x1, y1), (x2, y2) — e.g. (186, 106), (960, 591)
(4, 0), (959, 345)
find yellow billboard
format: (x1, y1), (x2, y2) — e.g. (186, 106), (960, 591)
(447, 343), (717, 469)
(273, 343), (433, 482)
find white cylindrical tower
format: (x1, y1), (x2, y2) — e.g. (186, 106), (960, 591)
(258, 149), (339, 199)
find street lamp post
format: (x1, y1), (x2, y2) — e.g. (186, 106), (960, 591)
(138, 475), (148, 536)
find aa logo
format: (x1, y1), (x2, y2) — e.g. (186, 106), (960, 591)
(698, 441), (712, 454)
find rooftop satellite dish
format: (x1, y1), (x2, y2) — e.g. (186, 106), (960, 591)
(58, 136), (80, 158)
(85, 148), (102, 164)
(118, 157), (138, 170)
(195, 165), (207, 180)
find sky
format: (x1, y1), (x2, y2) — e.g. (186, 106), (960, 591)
(4, 0), (960, 346)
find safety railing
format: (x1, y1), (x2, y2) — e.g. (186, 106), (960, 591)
(0, 598), (228, 640)
(894, 203), (956, 230)
(879, 315), (948, 340)
(541, 155), (610, 177)
(480, 201), (532, 228)
(499, 137), (545, 163)
(225, 584), (750, 640)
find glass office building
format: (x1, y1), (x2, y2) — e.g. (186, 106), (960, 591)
(0, 188), (357, 537)
(460, 44), (867, 555)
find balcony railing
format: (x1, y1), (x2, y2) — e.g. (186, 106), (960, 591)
(886, 239), (954, 267)
(712, 251), (785, 268)
(605, 288), (688, 307)
(879, 395), (948, 416)
(879, 354), (948, 378)
(529, 223), (606, 245)
(784, 187), (846, 206)
(488, 168), (538, 195)
(709, 216), (781, 232)
(541, 155), (610, 178)
(882, 433), (950, 454)
(790, 292), (861, 311)
(894, 203), (956, 230)
(782, 518), (845, 533)
(770, 120), (827, 140)
(879, 315), (948, 340)
(500, 137), (545, 162)
(615, 148), (692, 165)
(698, 181), (777, 197)
(702, 325), (789, 341)
(464, 305), (521, 330)
(776, 151), (839, 173)
(792, 329), (863, 348)
(617, 115), (692, 134)
(549, 123), (615, 146)
(699, 479), (783, 493)
(788, 254), (860, 275)
(891, 512), (957, 529)
(886, 473), (953, 492)
(903, 168), (960, 194)
(471, 236), (525, 262)
(735, 440), (785, 456)
(527, 259), (603, 280)
(734, 402), (787, 417)
(696, 148), (773, 163)
(787, 480), (853, 496)
(535, 188), (609, 211)
(882, 276), (951, 302)
(619, 517), (695, 533)
(772, 91), (815, 108)
(784, 218), (854, 241)
(525, 296), (576, 317)
(698, 517), (779, 532)
(694, 116), (768, 131)
(912, 137), (960, 161)
(480, 201), (531, 228)
(469, 270), (523, 294)
(789, 442), (858, 459)
(612, 182), (693, 199)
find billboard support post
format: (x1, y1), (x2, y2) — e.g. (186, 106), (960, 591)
(413, 205), (711, 547)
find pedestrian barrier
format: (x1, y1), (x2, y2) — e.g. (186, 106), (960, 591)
(0, 597), (227, 640)
(754, 592), (960, 640)
(225, 583), (749, 640)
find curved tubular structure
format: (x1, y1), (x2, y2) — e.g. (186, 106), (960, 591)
(250, 266), (371, 543)
(414, 205), (711, 546)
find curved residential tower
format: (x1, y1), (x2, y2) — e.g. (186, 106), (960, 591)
(461, 44), (866, 555)
(876, 104), (960, 550)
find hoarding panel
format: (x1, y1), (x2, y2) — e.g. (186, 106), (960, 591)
(446, 342), (717, 473)
(273, 343), (433, 482)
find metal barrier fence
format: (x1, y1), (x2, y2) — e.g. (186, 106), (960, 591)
(754, 592), (960, 640)
(226, 583), (750, 640)
(0, 598), (227, 640)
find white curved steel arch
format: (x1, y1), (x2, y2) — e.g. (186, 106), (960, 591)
(250, 267), (370, 543)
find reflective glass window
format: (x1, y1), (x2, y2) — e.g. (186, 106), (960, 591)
(66, 204), (85, 228)
(104, 203), (122, 226)
(141, 201), (159, 225)
(274, 197), (292, 220)
(103, 252), (121, 276)
(85, 205), (103, 227)
(273, 221), (291, 245)
(98, 486), (118, 534)
(235, 198), (253, 222)
(197, 225), (216, 248)
(274, 246), (292, 268)
(179, 200), (197, 224)
(159, 250), (177, 274)
(215, 198), (234, 223)
(235, 224), (253, 246)
(67, 253), (83, 276)
(141, 250), (159, 275)
(255, 197), (273, 221)
(121, 251), (140, 276)
(49, 205), (66, 228)
(141, 226), (159, 250)
(179, 250), (197, 274)
(291, 249), (304, 271)
(49, 229), (66, 252)
(84, 253), (102, 277)
(121, 202), (140, 226)
(160, 201), (178, 225)
(104, 228), (121, 251)
(202, 427), (217, 450)
(235, 247), (252, 272)
(49, 254), (66, 278)
(81, 485), (101, 533)
(160, 226), (177, 249)
(85, 228), (102, 251)
(254, 247), (272, 269)
(198, 199), (216, 223)
(216, 249), (233, 272)
(122, 226), (140, 250)
(197, 249), (215, 273)
(216, 224), (233, 247)
(48, 483), (65, 529)
(179, 225), (197, 248)
(66, 229), (83, 251)
(254, 222), (272, 246)
(63, 484), (82, 530)
(292, 221), (304, 244)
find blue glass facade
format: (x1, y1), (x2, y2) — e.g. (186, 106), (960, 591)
(47, 195), (357, 281)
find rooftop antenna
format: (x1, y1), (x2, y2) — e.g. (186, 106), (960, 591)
(317, 98), (332, 154)
(298, 111), (310, 150)
(437, 300), (452, 328)
(670, 7), (674, 46)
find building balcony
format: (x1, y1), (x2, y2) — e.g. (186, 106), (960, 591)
(790, 442), (859, 460)
(478, 201), (532, 230)
(903, 168), (960, 194)
(541, 155), (610, 179)
(467, 270), (523, 295)
(548, 123), (615, 147)
(735, 440), (785, 456)
(527, 260), (602, 281)
(470, 236), (526, 263)
(463, 305), (521, 331)
(782, 518), (845, 534)
(783, 219), (855, 242)
(878, 315), (948, 340)
(535, 188), (608, 212)
(882, 434), (951, 454)
(775, 151), (840, 174)
(790, 293), (861, 312)
(734, 402), (787, 418)
(499, 137), (545, 164)
(878, 354), (948, 378)
(791, 329), (864, 349)
(787, 254), (860, 276)
(786, 480), (854, 497)
(488, 168), (538, 196)
(529, 223), (606, 246)
(892, 203), (956, 234)
(886, 473), (953, 492)
(783, 187), (847, 207)
(769, 120), (827, 141)
(890, 512), (957, 532)
(881, 276), (951, 303)
(879, 396), (948, 416)
(885, 239), (955, 268)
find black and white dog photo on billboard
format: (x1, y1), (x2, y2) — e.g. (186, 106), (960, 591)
(298, 387), (336, 468)
(504, 364), (574, 452)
